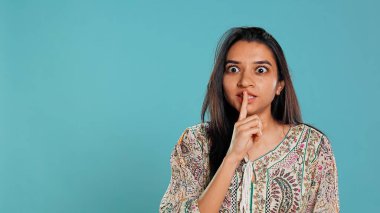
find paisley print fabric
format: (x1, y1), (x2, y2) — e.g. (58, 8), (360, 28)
(159, 122), (340, 212)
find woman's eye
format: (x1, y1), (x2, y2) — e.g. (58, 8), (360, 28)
(256, 66), (268, 74)
(227, 66), (239, 73)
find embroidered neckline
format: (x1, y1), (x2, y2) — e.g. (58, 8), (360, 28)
(237, 123), (303, 169)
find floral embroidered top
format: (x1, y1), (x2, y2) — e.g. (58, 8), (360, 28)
(159, 122), (340, 212)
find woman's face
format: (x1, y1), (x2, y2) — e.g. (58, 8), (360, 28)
(222, 40), (284, 116)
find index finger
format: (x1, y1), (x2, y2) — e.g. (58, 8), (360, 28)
(238, 91), (248, 121)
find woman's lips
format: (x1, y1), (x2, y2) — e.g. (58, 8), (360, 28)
(237, 95), (256, 103)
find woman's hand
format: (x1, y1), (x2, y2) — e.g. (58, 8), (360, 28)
(226, 90), (263, 164)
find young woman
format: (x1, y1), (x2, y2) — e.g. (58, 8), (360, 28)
(159, 26), (340, 212)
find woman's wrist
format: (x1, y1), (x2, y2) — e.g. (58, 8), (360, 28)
(224, 153), (241, 169)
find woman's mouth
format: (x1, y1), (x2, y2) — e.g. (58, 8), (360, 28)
(237, 95), (256, 103)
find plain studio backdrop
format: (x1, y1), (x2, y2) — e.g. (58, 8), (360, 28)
(0, 0), (379, 212)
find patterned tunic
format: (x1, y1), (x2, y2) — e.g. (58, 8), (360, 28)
(159, 122), (340, 212)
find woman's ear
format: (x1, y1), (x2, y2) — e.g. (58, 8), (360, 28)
(276, 80), (285, 95)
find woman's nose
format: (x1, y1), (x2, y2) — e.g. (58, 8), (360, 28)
(237, 71), (255, 87)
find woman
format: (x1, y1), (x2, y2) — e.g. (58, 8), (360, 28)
(159, 26), (339, 212)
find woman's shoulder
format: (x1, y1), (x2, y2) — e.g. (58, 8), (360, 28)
(185, 121), (210, 138)
(301, 123), (331, 142)
(300, 123), (335, 157)
(176, 121), (211, 155)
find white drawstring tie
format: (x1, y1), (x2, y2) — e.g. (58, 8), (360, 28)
(240, 155), (254, 213)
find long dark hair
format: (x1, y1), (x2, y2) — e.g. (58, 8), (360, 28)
(201, 26), (327, 180)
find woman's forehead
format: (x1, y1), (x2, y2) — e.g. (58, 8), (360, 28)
(226, 40), (275, 63)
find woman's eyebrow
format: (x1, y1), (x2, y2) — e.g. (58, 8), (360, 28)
(225, 59), (272, 66)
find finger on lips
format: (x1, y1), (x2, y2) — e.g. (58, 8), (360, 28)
(238, 91), (248, 121)
(238, 91), (263, 136)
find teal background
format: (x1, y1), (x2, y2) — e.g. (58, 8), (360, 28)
(1, 0), (379, 212)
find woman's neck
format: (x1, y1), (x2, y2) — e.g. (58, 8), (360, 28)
(253, 108), (280, 134)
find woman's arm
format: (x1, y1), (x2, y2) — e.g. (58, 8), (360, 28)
(310, 135), (340, 212)
(197, 154), (240, 213)
(159, 128), (211, 213)
(159, 127), (241, 213)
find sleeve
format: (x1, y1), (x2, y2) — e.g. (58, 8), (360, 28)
(159, 128), (205, 213)
(309, 135), (340, 213)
